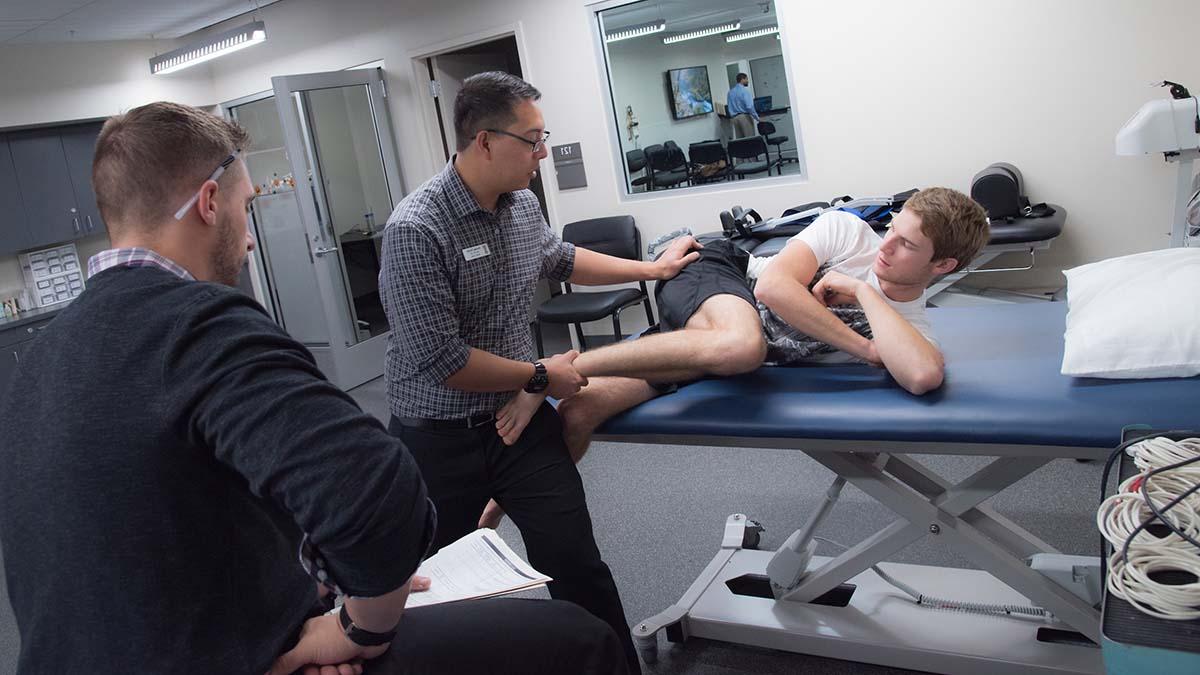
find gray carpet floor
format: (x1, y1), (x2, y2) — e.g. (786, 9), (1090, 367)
(0, 372), (1105, 674)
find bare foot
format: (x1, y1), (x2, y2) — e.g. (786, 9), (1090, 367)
(478, 498), (505, 530)
(495, 390), (544, 446)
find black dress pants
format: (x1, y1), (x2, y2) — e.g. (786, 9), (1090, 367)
(389, 403), (640, 674)
(365, 597), (628, 675)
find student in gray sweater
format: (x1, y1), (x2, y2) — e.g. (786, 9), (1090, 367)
(0, 102), (625, 675)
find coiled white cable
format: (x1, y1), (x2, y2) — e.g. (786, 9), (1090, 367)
(1106, 547), (1200, 620)
(1098, 437), (1200, 621)
(1130, 437), (1200, 472)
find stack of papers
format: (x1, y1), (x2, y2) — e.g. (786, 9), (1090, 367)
(404, 529), (551, 608)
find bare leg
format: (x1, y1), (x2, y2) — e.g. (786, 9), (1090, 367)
(559, 294), (766, 464)
(558, 376), (660, 463)
(478, 499), (506, 530)
(573, 294), (765, 381)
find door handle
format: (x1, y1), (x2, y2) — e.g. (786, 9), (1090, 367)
(313, 246), (339, 257)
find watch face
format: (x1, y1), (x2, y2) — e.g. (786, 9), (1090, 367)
(526, 373), (549, 393)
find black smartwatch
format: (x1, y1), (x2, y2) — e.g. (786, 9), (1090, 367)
(338, 604), (397, 647)
(524, 361), (549, 393)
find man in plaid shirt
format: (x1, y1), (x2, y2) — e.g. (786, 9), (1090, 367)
(380, 72), (698, 673)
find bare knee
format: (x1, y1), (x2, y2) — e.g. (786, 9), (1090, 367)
(700, 328), (766, 375)
(556, 395), (587, 432)
(557, 394), (605, 439)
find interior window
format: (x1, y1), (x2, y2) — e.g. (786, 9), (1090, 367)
(596, 0), (803, 195)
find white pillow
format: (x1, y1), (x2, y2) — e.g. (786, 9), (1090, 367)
(1062, 248), (1200, 379)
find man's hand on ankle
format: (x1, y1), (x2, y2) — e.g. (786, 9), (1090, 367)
(544, 351), (587, 399)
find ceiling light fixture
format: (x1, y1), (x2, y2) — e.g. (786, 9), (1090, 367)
(725, 25), (780, 42)
(605, 19), (666, 43)
(662, 21), (741, 45)
(150, 20), (267, 75)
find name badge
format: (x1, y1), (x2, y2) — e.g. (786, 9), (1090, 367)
(462, 243), (491, 261)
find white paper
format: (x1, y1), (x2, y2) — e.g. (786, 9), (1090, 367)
(403, 529), (551, 608)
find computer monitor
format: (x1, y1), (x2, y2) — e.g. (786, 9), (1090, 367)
(753, 96), (773, 114)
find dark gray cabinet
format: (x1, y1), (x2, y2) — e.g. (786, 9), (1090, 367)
(0, 338), (32, 390)
(0, 318), (51, 393)
(0, 135), (31, 253)
(9, 129), (82, 246)
(60, 122), (106, 237)
(4, 121), (106, 255)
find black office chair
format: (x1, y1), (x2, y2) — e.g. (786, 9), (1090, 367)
(533, 215), (654, 355)
(646, 143), (689, 190)
(757, 121), (794, 172)
(727, 136), (773, 179)
(688, 141), (731, 183)
(626, 149), (650, 191)
(640, 144), (662, 191)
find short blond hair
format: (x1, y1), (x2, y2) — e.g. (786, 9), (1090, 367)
(904, 187), (990, 273)
(92, 101), (250, 232)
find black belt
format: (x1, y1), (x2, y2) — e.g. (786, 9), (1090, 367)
(396, 412), (495, 430)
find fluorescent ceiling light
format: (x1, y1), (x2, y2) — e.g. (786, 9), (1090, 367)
(150, 21), (267, 75)
(726, 25), (780, 42)
(662, 21), (741, 45)
(605, 20), (666, 43)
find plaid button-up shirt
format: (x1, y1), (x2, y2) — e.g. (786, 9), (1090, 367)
(380, 160), (575, 419)
(87, 247), (194, 281)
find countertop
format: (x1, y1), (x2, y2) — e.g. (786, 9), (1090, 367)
(0, 304), (63, 332)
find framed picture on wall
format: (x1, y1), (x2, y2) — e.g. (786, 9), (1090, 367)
(665, 65), (713, 120)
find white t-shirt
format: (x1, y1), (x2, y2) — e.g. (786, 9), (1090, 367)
(745, 210), (937, 362)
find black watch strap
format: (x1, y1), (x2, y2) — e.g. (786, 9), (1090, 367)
(524, 361), (549, 394)
(338, 604), (397, 647)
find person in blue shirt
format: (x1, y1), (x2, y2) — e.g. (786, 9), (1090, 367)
(726, 73), (759, 138)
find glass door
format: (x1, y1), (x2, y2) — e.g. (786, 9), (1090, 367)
(271, 68), (403, 389)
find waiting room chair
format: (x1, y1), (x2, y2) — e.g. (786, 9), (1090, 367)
(688, 141), (732, 184)
(626, 149), (650, 192)
(757, 121), (794, 173)
(533, 215), (654, 355)
(646, 143), (690, 190)
(727, 136), (774, 180)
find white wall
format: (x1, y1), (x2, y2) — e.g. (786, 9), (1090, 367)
(3, 0), (1198, 331)
(0, 39), (214, 128)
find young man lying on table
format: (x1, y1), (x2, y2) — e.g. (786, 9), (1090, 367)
(480, 187), (990, 528)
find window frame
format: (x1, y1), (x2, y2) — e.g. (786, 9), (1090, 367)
(586, 0), (808, 201)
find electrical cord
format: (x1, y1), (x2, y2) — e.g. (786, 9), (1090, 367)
(1098, 431), (1192, 589)
(1097, 436), (1200, 621)
(812, 537), (1051, 620)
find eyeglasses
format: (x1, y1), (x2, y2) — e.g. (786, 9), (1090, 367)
(484, 129), (551, 153)
(173, 149), (242, 220)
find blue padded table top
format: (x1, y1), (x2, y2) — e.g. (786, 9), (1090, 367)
(597, 302), (1199, 451)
